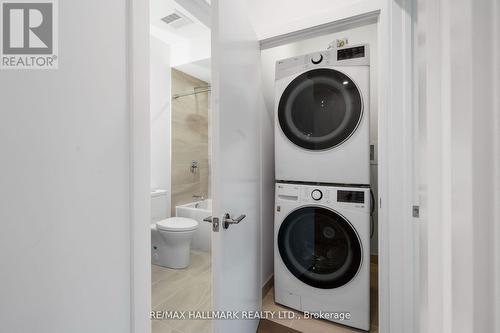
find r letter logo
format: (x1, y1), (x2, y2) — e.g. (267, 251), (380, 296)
(1, 0), (58, 69)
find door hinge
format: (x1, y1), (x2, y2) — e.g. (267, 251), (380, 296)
(412, 205), (420, 218)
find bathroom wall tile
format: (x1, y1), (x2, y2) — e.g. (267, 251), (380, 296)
(184, 113), (209, 137)
(171, 155), (208, 174)
(171, 182), (206, 215)
(171, 131), (204, 153)
(195, 294), (212, 312)
(172, 163), (201, 186)
(171, 145), (209, 164)
(198, 167), (210, 199)
(171, 68), (209, 215)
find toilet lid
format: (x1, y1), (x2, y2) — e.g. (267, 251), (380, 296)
(156, 217), (199, 232)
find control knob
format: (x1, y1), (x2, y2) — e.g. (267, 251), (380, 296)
(311, 189), (323, 201)
(311, 54), (323, 64)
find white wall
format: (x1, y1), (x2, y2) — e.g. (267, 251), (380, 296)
(175, 58), (212, 83)
(247, 0), (381, 40)
(0, 1), (131, 332)
(150, 36), (172, 216)
(260, 24), (379, 272)
(150, 25), (211, 67)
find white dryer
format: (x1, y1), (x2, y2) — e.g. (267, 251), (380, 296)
(275, 44), (370, 185)
(274, 182), (370, 331)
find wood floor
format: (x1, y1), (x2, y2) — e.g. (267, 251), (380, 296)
(151, 251), (212, 333)
(257, 319), (302, 333)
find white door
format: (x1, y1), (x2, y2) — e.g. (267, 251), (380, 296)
(210, 0), (264, 332)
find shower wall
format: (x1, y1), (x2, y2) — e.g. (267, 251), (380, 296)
(171, 68), (210, 215)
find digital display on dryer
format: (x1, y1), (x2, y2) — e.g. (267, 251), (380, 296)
(337, 190), (365, 203)
(337, 46), (365, 60)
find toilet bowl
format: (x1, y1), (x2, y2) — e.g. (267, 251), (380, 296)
(151, 217), (199, 269)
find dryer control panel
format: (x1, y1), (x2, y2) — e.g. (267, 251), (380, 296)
(275, 183), (369, 211)
(275, 44), (370, 80)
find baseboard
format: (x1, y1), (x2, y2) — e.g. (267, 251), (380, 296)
(262, 275), (274, 298)
(370, 254), (378, 264)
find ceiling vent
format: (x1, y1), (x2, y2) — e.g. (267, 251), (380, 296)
(161, 10), (192, 29)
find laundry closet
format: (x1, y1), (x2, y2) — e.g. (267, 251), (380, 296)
(260, 23), (379, 332)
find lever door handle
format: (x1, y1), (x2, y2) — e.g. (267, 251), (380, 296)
(223, 213), (246, 229)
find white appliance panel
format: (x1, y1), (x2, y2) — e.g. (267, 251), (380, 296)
(275, 45), (370, 185)
(274, 182), (370, 330)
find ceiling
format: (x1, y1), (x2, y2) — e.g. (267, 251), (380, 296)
(246, 0), (377, 40)
(150, 0), (211, 67)
(149, 0), (376, 81)
(150, 0), (209, 41)
(175, 58), (211, 83)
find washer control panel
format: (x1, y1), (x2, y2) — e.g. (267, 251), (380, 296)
(275, 183), (369, 211)
(302, 187), (329, 203)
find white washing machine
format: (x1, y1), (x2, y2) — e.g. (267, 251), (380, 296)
(275, 44), (370, 185)
(274, 182), (370, 331)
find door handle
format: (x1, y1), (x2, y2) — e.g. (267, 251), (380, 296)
(223, 213), (246, 229)
(203, 216), (220, 232)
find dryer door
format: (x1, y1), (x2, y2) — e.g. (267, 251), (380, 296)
(278, 206), (362, 289)
(278, 68), (363, 150)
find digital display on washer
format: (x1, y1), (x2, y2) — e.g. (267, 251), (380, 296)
(337, 46), (365, 60)
(337, 190), (365, 203)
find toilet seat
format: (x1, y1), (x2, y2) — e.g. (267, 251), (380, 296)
(156, 217), (199, 232)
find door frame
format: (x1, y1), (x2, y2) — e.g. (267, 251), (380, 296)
(128, 0), (418, 332)
(129, 0), (151, 332)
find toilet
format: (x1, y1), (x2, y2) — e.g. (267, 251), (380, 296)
(150, 190), (199, 269)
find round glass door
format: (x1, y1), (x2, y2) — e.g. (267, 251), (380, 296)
(278, 206), (362, 289)
(278, 68), (363, 150)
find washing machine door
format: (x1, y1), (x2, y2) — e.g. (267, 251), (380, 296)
(278, 206), (362, 289)
(278, 68), (363, 150)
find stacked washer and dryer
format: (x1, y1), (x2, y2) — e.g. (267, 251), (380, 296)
(273, 44), (371, 331)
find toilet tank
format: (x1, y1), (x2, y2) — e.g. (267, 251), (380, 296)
(151, 189), (169, 223)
